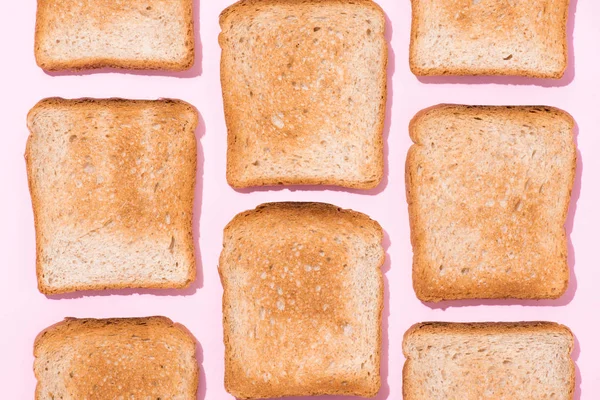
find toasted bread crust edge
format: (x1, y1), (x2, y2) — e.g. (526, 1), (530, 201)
(219, 0), (387, 189)
(408, 0), (569, 78)
(218, 202), (385, 398)
(225, 172), (385, 190)
(34, 0), (195, 71)
(219, 0), (385, 25)
(25, 98), (199, 295)
(33, 317), (199, 399)
(402, 321), (575, 400)
(406, 105), (576, 301)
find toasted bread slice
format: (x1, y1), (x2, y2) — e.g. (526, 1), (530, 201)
(219, 202), (384, 398)
(34, 317), (198, 399)
(406, 105), (576, 301)
(26, 98), (198, 294)
(35, 0), (194, 71)
(403, 322), (575, 399)
(219, 0), (387, 189)
(409, 0), (569, 78)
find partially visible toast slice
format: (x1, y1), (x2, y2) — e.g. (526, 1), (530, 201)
(219, 202), (384, 398)
(34, 317), (198, 399)
(403, 322), (575, 399)
(219, 0), (387, 188)
(409, 0), (570, 78)
(26, 98), (198, 294)
(407, 105), (576, 301)
(35, 0), (195, 71)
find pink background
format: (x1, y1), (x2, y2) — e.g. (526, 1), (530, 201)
(1, 0), (598, 398)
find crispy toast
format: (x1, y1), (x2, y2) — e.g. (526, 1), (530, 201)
(219, 0), (387, 188)
(35, 0), (195, 71)
(403, 322), (575, 399)
(409, 0), (570, 78)
(406, 105), (576, 301)
(219, 202), (384, 398)
(34, 317), (198, 399)
(26, 98), (198, 294)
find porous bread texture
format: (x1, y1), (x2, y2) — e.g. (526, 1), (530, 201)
(406, 105), (576, 301)
(35, 0), (195, 71)
(34, 317), (198, 399)
(410, 0), (570, 78)
(219, 202), (384, 398)
(26, 98), (198, 294)
(219, 0), (387, 189)
(403, 322), (575, 400)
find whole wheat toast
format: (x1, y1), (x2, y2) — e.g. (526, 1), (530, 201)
(219, 202), (384, 398)
(219, 0), (387, 189)
(34, 317), (198, 399)
(409, 0), (570, 78)
(26, 98), (198, 294)
(35, 0), (195, 71)
(403, 322), (575, 399)
(406, 105), (576, 301)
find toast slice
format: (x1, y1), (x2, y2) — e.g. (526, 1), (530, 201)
(403, 322), (575, 399)
(34, 317), (198, 399)
(26, 98), (198, 294)
(409, 0), (569, 78)
(406, 105), (576, 301)
(35, 0), (194, 71)
(219, 0), (387, 189)
(219, 202), (384, 398)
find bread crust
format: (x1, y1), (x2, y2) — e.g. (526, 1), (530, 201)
(219, 202), (384, 398)
(406, 105), (576, 301)
(219, 0), (387, 189)
(403, 321), (574, 343)
(26, 98), (198, 294)
(34, 317), (198, 399)
(409, 0), (570, 78)
(402, 321), (575, 400)
(34, 0), (195, 71)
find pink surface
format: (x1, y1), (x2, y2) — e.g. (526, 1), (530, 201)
(1, 0), (598, 398)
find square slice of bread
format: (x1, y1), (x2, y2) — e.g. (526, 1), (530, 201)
(409, 0), (569, 78)
(407, 105), (576, 301)
(35, 0), (194, 71)
(34, 317), (198, 399)
(219, 0), (387, 189)
(403, 322), (575, 399)
(219, 202), (384, 398)
(26, 98), (198, 294)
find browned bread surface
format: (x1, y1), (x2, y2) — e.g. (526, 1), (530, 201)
(407, 105), (576, 301)
(219, 202), (384, 398)
(403, 322), (575, 399)
(34, 317), (198, 399)
(35, 0), (195, 71)
(26, 98), (198, 294)
(219, 0), (387, 188)
(410, 0), (570, 78)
